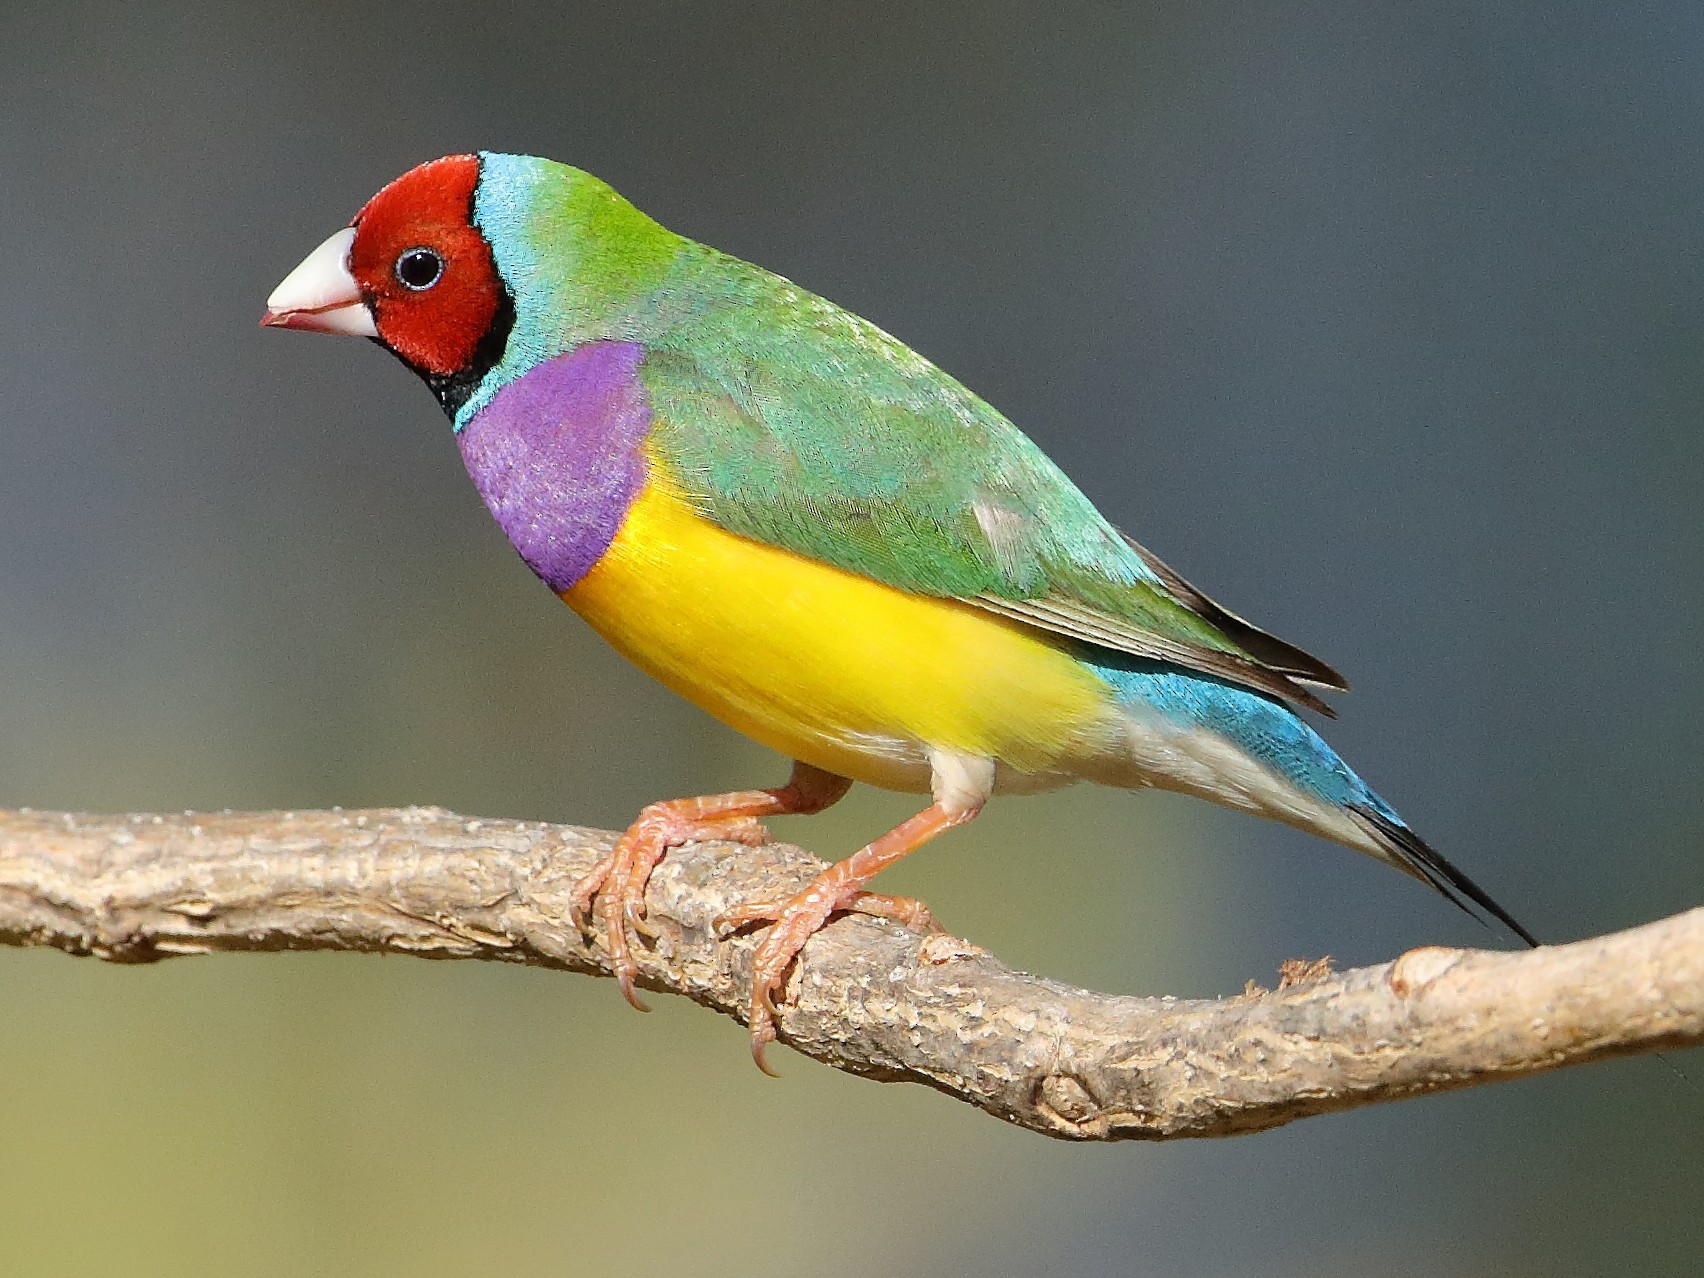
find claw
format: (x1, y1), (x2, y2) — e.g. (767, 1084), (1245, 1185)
(614, 967), (650, 1012)
(731, 800), (974, 1072)
(746, 973), (783, 1075)
(736, 891), (928, 1066)
(628, 908), (660, 941)
(570, 770), (852, 1018)
(567, 766), (860, 1055)
(750, 1016), (780, 1077)
(599, 889), (651, 1012)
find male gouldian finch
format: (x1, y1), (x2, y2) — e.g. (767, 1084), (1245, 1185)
(263, 153), (1534, 1068)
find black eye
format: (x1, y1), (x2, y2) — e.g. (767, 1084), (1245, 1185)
(395, 247), (444, 291)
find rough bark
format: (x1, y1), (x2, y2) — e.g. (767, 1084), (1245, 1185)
(1, 805), (1696, 1140)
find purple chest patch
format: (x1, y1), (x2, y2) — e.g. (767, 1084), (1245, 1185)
(457, 341), (651, 592)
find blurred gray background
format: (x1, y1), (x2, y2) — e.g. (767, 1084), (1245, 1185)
(3, 2), (1701, 1274)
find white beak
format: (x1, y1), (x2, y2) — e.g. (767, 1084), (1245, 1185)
(260, 227), (379, 337)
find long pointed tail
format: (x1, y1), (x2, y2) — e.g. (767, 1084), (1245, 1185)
(1348, 804), (1539, 947)
(1086, 656), (1540, 946)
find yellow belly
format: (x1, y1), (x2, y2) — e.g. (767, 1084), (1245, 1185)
(560, 478), (1121, 792)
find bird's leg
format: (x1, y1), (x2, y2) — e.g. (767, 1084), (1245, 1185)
(719, 800), (981, 1074)
(569, 761), (851, 1010)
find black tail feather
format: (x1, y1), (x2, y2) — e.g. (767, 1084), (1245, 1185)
(1350, 805), (1540, 948)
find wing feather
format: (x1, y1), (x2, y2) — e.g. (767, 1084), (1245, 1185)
(637, 248), (1345, 715)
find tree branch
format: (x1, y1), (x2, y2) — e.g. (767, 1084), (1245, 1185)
(1, 806), (1696, 1139)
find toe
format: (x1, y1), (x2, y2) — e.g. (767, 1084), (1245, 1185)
(848, 891), (942, 933)
(713, 898), (786, 936)
(567, 853), (617, 932)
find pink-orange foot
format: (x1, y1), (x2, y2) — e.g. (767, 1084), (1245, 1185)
(568, 762), (851, 1010)
(718, 801), (978, 1074)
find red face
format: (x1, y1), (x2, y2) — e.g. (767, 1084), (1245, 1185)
(346, 154), (505, 378)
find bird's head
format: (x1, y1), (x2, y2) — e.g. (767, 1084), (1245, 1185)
(263, 153), (680, 422)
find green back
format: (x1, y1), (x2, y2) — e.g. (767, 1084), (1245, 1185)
(472, 155), (1341, 707)
(643, 246), (1225, 632)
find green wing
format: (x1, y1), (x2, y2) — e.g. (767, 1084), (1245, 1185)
(640, 247), (1345, 712)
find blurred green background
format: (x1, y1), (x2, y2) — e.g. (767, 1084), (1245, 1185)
(3, 2), (1701, 1274)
